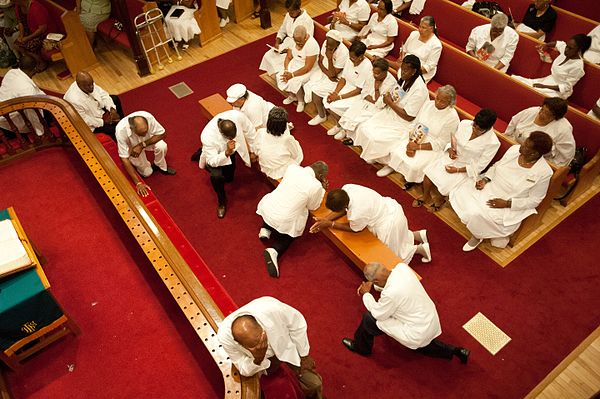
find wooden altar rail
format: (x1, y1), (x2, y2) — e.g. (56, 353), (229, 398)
(0, 96), (260, 399)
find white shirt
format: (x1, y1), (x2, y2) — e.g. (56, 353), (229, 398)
(115, 111), (165, 159)
(318, 39), (349, 72)
(340, 57), (372, 89)
(64, 82), (116, 130)
(289, 36), (320, 72)
(403, 30), (443, 82)
(331, 0), (371, 40)
(583, 25), (600, 64)
(276, 9), (314, 46)
(217, 297), (311, 377)
(362, 263), (442, 349)
(392, 0), (427, 14)
(363, 13), (398, 57)
(548, 41), (585, 99)
(236, 90), (275, 130)
(255, 128), (303, 180)
(466, 24), (519, 72)
(256, 165), (324, 237)
(0, 69), (45, 136)
(198, 109), (255, 168)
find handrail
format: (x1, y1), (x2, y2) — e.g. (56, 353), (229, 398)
(0, 96), (260, 399)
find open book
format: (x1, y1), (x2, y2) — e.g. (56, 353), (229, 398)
(266, 44), (286, 54)
(0, 219), (33, 279)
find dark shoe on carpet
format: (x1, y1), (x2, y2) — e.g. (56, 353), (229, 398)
(455, 348), (470, 364)
(412, 198), (425, 208)
(264, 248), (279, 278)
(427, 200), (446, 213)
(190, 147), (202, 161)
(403, 182), (415, 190)
(152, 164), (176, 175)
(342, 138), (354, 146)
(217, 205), (226, 219)
(341, 338), (369, 356)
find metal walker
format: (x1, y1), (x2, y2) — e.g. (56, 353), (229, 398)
(134, 8), (183, 74)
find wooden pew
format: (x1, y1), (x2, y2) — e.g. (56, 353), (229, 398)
(197, 93), (416, 274)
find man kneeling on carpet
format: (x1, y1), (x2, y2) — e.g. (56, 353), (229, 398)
(116, 111), (176, 198)
(218, 296), (325, 399)
(256, 161), (328, 278)
(342, 262), (470, 363)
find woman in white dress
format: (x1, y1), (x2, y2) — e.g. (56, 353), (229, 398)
(380, 85), (460, 181)
(450, 132), (554, 251)
(512, 34), (592, 99)
(359, 0), (398, 58)
(503, 97), (575, 167)
(419, 108), (500, 211)
(465, 13), (519, 73)
(390, 16), (442, 82)
(164, 0), (201, 49)
(329, 0), (371, 41)
(353, 54), (429, 162)
(259, 0), (314, 75)
(336, 57), (398, 143)
(255, 107), (303, 180)
(583, 25), (600, 64)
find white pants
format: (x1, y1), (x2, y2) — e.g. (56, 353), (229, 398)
(129, 140), (168, 177)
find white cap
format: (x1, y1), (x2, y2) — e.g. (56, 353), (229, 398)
(325, 29), (343, 43)
(226, 83), (247, 103)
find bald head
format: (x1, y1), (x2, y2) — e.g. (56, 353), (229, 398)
(232, 315), (264, 349)
(129, 115), (149, 137)
(363, 262), (390, 287)
(76, 71), (95, 94)
(218, 118), (237, 140)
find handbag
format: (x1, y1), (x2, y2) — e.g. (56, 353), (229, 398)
(554, 147), (587, 201)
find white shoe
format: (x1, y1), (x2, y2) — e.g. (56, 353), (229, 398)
(327, 125), (341, 136)
(308, 115), (327, 126)
(182, 42), (189, 50)
(282, 95), (296, 105)
(421, 243), (432, 263)
(219, 17), (229, 28)
(417, 229), (428, 244)
(376, 166), (395, 177)
(462, 237), (482, 252)
(258, 228), (271, 240)
(287, 122), (295, 130)
(296, 102), (305, 113)
(334, 131), (346, 140)
(264, 248), (279, 278)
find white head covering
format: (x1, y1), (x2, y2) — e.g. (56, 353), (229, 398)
(226, 83), (247, 103)
(325, 29), (343, 43)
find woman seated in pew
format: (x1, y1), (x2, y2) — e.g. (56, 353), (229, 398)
(254, 107), (304, 180)
(388, 15), (441, 82)
(514, 0), (556, 42)
(259, 0), (313, 76)
(358, 0), (398, 58)
(334, 57), (397, 143)
(583, 25), (600, 65)
(329, 0), (370, 41)
(417, 108), (500, 211)
(450, 131), (554, 251)
(163, 0), (201, 50)
(376, 85), (460, 180)
(503, 97), (575, 167)
(303, 29), (349, 126)
(321, 40), (372, 138)
(76, 0), (111, 45)
(368, 0), (427, 18)
(512, 34), (591, 99)
(352, 55), (428, 160)
(14, 0), (56, 72)
(466, 13), (519, 73)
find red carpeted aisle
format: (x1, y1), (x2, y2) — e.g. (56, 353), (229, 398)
(0, 149), (223, 398)
(116, 35), (600, 399)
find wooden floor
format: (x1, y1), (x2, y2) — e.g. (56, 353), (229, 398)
(1, 0), (598, 397)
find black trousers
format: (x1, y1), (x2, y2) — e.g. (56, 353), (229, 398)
(93, 95), (125, 141)
(206, 155), (236, 206)
(262, 221), (295, 255)
(353, 311), (456, 359)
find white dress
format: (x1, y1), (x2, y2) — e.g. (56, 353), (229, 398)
(302, 40), (349, 103)
(363, 13), (398, 58)
(512, 41), (585, 99)
(236, 90), (275, 130)
(354, 76), (429, 163)
(165, 4), (201, 43)
(338, 71), (398, 137)
(387, 101), (460, 182)
(504, 106), (575, 167)
(323, 57), (372, 116)
(343, 184), (417, 263)
(259, 10), (314, 75)
(424, 120), (500, 195)
(465, 24), (519, 72)
(254, 128), (303, 180)
(0, 69), (46, 136)
(216, 0), (231, 9)
(329, 0), (371, 41)
(275, 36), (320, 93)
(392, 0), (427, 15)
(450, 145), (553, 240)
(583, 25), (600, 64)
(403, 30), (443, 82)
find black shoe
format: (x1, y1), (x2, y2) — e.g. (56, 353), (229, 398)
(191, 147), (202, 161)
(217, 205), (226, 219)
(455, 348), (470, 364)
(403, 182), (415, 190)
(153, 164), (176, 175)
(263, 248), (279, 278)
(341, 338), (370, 356)
(342, 138), (354, 146)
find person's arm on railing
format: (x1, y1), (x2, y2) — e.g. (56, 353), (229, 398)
(120, 157), (150, 197)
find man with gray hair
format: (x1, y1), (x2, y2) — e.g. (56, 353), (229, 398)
(342, 262), (470, 363)
(466, 13), (519, 72)
(256, 161), (328, 277)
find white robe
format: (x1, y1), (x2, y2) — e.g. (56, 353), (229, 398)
(504, 106), (575, 167)
(450, 145), (553, 240)
(236, 90), (275, 130)
(275, 36), (320, 94)
(198, 109), (255, 169)
(392, 0), (427, 15)
(217, 297), (310, 377)
(323, 57), (372, 116)
(303, 40), (349, 103)
(164, 4), (200, 43)
(64, 81), (116, 130)
(424, 120), (500, 195)
(465, 24), (519, 72)
(255, 128), (303, 180)
(583, 25), (600, 64)
(259, 10), (314, 75)
(257, 165), (324, 237)
(588, 98), (600, 121)
(338, 71), (398, 137)
(329, 0), (371, 41)
(512, 41), (585, 99)
(0, 69), (46, 136)
(354, 77), (429, 163)
(362, 263), (442, 349)
(403, 30), (443, 82)
(344, 184), (417, 263)
(387, 101), (460, 182)
(363, 13), (398, 58)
